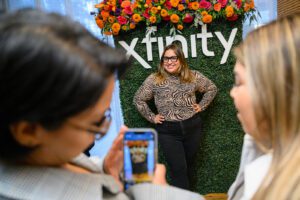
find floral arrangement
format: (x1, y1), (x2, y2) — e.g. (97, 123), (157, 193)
(94, 0), (256, 35)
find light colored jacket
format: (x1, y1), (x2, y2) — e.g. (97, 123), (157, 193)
(227, 134), (271, 200)
(0, 154), (204, 200)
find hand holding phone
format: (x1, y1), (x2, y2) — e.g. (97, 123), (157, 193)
(123, 128), (158, 189)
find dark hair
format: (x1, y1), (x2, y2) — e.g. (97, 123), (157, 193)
(156, 43), (194, 84)
(0, 9), (129, 162)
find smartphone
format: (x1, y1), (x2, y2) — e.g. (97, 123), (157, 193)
(123, 128), (157, 190)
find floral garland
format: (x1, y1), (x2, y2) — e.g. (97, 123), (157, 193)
(94, 0), (256, 36)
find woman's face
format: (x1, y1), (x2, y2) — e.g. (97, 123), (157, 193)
(230, 62), (256, 134)
(24, 76), (115, 166)
(162, 49), (180, 74)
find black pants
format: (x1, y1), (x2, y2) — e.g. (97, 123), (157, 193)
(155, 114), (203, 190)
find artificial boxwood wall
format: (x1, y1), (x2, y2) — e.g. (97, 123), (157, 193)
(114, 19), (244, 194)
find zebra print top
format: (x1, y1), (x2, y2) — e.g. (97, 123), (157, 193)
(133, 70), (217, 123)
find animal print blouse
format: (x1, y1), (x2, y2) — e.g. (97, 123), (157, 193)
(133, 70), (217, 123)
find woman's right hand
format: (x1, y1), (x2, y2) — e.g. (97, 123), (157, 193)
(154, 114), (165, 124)
(152, 164), (168, 185)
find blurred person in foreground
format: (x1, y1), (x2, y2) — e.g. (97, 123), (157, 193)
(228, 13), (300, 200)
(0, 9), (204, 200)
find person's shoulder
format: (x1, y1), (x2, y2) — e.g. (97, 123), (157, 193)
(190, 70), (203, 78)
(191, 70), (201, 75)
(145, 73), (157, 82)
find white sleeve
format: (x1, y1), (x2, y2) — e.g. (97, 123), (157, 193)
(227, 134), (264, 199)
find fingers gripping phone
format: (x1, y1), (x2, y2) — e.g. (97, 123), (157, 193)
(123, 128), (157, 190)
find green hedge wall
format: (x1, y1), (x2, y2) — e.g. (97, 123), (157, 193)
(114, 19), (244, 194)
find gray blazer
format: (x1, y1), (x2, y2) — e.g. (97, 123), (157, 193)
(0, 154), (204, 200)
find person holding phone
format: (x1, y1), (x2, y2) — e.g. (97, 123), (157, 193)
(0, 9), (204, 200)
(134, 43), (217, 189)
(228, 13), (300, 199)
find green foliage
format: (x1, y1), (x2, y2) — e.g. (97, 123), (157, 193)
(115, 19), (244, 194)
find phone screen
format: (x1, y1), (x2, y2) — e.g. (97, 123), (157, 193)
(123, 129), (157, 190)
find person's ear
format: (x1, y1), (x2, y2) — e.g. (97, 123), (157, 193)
(10, 121), (42, 147)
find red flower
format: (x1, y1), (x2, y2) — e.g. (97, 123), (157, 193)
(199, 0), (212, 9)
(143, 8), (150, 19)
(183, 13), (194, 23)
(163, 16), (170, 21)
(164, 1), (172, 10)
(227, 14), (238, 21)
(233, 0), (241, 9)
(117, 16), (128, 25)
(218, 0), (227, 8)
(123, 6), (133, 15)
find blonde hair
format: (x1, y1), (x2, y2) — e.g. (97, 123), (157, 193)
(234, 13), (300, 199)
(155, 43), (194, 84)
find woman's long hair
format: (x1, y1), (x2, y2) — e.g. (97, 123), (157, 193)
(155, 43), (194, 84)
(234, 13), (300, 199)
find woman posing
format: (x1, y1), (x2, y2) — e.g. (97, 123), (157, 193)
(134, 43), (217, 189)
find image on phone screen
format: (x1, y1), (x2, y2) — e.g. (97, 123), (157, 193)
(124, 130), (156, 190)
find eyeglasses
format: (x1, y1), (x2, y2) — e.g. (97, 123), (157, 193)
(67, 108), (112, 140)
(162, 56), (178, 63)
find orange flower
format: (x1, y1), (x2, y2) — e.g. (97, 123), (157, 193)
(249, 0), (255, 9)
(170, 14), (179, 23)
(151, 7), (158, 14)
(101, 10), (110, 19)
(112, 30), (119, 35)
(109, 0), (116, 6)
(130, 23), (136, 29)
(108, 16), (115, 23)
(95, 3), (104, 8)
(225, 6), (234, 17)
(121, 0), (131, 8)
(161, 9), (168, 17)
(111, 22), (121, 32)
(122, 25), (129, 31)
(149, 16), (157, 23)
(177, 24), (183, 30)
(201, 11), (208, 16)
(104, 31), (112, 35)
(244, 3), (250, 12)
(202, 14), (212, 23)
(214, 3), (221, 12)
(103, 5), (110, 11)
(132, 13), (142, 23)
(191, 2), (199, 10)
(96, 18), (104, 29)
(170, 0), (180, 8)
(178, 4), (185, 11)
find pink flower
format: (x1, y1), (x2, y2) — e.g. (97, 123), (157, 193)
(233, 0), (241, 9)
(199, 0), (212, 9)
(117, 16), (127, 25)
(123, 6), (133, 15)
(218, 0), (227, 8)
(183, 13), (194, 23)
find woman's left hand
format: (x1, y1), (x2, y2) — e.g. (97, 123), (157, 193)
(103, 125), (128, 190)
(192, 104), (201, 113)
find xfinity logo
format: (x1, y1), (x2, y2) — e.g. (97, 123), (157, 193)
(118, 25), (238, 68)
